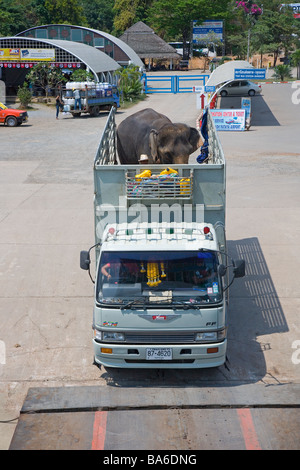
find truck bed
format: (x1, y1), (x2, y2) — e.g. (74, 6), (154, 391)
(93, 108), (226, 252)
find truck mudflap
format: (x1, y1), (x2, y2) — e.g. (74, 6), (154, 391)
(93, 339), (227, 369)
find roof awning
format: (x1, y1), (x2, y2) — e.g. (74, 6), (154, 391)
(206, 60), (255, 88)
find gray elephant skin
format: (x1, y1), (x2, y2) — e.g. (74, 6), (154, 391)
(116, 108), (202, 164)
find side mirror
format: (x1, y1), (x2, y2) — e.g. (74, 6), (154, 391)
(80, 250), (90, 270)
(218, 264), (227, 277)
(233, 259), (245, 278)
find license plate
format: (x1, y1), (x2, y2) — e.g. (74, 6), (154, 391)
(146, 348), (172, 360)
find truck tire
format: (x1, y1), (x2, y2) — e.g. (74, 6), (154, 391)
(90, 106), (100, 117)
(6, 116), (18, 127)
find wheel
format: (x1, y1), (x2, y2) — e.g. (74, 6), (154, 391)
(6, 116), (17, 127)
(248, 89), (255, 96)
(90, 106), (99, 117)
(220, 90), (228, 97)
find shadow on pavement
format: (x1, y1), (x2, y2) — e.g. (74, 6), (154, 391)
(219, 95), (280, 126)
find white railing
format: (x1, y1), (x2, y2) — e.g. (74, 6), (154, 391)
(94, 106), (116, 166)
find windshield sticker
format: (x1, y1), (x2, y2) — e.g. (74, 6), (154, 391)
(207, 287), (213, 294)
(213, 282), (219, 293)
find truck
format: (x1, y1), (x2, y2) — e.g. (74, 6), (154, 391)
(0, 102), (28, 126)
(80, 107), (245, 369)
(62, 81), (120, 117)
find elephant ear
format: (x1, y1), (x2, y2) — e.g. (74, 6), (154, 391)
(189, 127), (202, 151)
(149, 129), (160, 163)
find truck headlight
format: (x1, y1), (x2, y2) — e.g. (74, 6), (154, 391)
(195, 332), (217, 342)
(195, 329), (226, 343)
(94, 329), (102, 341)
(103, 331), (125, 342)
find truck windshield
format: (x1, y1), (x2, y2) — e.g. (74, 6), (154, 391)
(96, 251), (222, 307)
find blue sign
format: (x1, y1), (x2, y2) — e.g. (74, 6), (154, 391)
(193, 20), (224, 42)
(234, 68), (266, 80)
(205, 85), (215, 92)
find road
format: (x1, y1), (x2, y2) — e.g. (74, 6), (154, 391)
(0, 80), (300, 450)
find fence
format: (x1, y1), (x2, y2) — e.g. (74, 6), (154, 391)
(143, 74), (209, 94)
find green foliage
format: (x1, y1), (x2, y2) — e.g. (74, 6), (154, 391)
(81, 0), (114, 32)
(70, 69), (95, 82)
(44, 0), (87, 24)
(17, 83), (32, 108)
(113, 0), (152, 35)
(26, 63), (67, 95)
(0, 0), (299, 65)
(116, 65), (143, 101)
(272, 64), (293, 80)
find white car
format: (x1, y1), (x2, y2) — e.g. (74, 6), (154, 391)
(219, 80), (262, 97)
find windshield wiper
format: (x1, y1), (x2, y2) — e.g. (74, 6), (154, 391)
(172, 301), (200, 310)
(121, 297), (149, 310)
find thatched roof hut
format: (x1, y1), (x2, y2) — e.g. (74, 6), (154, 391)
(119, 21), (181, 69)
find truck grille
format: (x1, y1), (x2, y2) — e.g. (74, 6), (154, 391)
(125, 333), (195, 344)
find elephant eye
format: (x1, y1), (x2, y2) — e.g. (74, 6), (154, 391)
(163, 152), (172, 162)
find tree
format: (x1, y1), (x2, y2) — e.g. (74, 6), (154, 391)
(0, 0), (34, 35)
(17, 83), (32, 108)
(148, 0), (232, 60)
(81, 0), (114, 32)
(272, 64), (293, 80)
(26, 63), (67, 98)
(113, 0), (152, 35)
(70, 69), (94, 82)
(44, 0), (87, 24)
(236, 1), (263, 61)
(251, 21), (273, 66)
(115, 64), (143, 101)
(291, 49), (300, 79)
(253, 2), (299, 65)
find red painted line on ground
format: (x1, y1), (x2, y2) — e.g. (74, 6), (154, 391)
(237, 409), (262, 450)
(91, 411), (108, 450)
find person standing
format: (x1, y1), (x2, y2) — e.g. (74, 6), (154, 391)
(73, 88), (81, 110)
(55, 94), (63, 119)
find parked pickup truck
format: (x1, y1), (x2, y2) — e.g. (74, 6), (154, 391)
(80, 107), (245, 369)
(0, 102), (28, 126)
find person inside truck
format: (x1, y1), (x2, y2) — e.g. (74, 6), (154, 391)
(101, 261), (138, 283)
(191, 254), (216, 286)
(138, 154), (149, 164)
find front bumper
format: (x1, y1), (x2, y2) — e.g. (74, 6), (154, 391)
(93, 339), (227, 369)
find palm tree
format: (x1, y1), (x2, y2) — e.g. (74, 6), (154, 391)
(272, 64), (293, 81)
(291, 50), (300, 79)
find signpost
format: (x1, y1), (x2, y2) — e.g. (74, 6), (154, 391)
(234, 68), (266, 80)
(192, 20), (224, 42)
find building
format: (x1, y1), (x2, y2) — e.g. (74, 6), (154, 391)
(0, 36), (121, 97)
(0, 25), (144, 98)
(119, 22), (181, 70)
(16, 24), (143, 68)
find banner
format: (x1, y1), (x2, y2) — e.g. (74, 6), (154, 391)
(0, 48), (20, 60)
(20, 49), (55, 61)
(211, 109), (245, 131)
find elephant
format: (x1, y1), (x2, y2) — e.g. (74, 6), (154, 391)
(116, 108), (202, 164)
